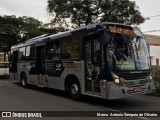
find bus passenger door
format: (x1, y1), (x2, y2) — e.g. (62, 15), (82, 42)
(84, 36), (101, 95)
(36, 45), (45, 85)
(10, 50), (18, 80)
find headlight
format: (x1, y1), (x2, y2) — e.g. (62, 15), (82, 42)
(115, 78), (120, 84)
(112, 73), (122, 85)
(149, 74), (153, 81)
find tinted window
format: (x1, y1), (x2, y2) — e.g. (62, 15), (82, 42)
(26, 45), (35, 61)
(61, 35), (80, 59)
(19, 47), (25, 61)
(46, 40), (60, 60)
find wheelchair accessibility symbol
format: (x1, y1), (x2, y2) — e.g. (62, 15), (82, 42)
(136, 60), (141, 70)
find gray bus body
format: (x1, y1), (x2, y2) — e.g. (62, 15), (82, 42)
(10, 22), (153, 100)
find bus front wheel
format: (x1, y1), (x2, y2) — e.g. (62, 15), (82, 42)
(69, 80), (81, 100)
(21, 74), (28, 88)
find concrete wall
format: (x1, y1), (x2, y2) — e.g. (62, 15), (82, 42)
(145, 34), (160, 45)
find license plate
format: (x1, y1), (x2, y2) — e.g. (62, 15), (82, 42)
(133, 87), (142, 92)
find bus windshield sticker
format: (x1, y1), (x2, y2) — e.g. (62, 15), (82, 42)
(135, 60), (141, 70)
(45, 79), (49, 86)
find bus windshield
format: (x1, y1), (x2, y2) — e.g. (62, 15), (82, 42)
(108, 34), (150, 70)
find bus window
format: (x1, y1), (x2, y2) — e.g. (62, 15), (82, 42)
(26, 46), (35, 61)
(46, 40), (60, 60)
(61, 35), (80, 59)
(19, 47), (25, 61)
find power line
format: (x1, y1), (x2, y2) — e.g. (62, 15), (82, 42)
(148, 15), (160, 18)
(144, 29), (160, 33)
(141, 15), (160, 33)
(143, 25), (160, 29)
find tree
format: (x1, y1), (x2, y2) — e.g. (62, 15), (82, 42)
(0, 15), (20, 56)
(47, 0), (146, 28)
(0, 15), (56, 61)
(153, 70), (160, 92)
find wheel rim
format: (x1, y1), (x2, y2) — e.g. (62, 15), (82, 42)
(71, 84), (79, 95)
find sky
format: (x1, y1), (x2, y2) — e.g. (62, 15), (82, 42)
(0, 0), (49, 22)
(0, 0), (160, 36)
(133, 0), (160, 36)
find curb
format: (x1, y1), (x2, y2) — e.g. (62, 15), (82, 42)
(147, 90), (160, 97)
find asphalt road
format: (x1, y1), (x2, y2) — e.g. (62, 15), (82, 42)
(0, 78), (160, 120)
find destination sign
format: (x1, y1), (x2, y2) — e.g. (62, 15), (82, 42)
(108, 25), (136, 36)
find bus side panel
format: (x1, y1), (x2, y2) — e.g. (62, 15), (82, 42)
(25, 62), (39, 85)
(59, 61), (85, 93)
(44, 61), (84, 91)
(9, 72), (17, 80)
(44, 76), (65, 90)
(80, 61), (85, 94)
(17, 62), (39, 85)
(59, 68), (82, 90)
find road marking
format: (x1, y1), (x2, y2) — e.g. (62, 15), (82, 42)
(0, 80), (11, 87)
(0, 80), (9, 84)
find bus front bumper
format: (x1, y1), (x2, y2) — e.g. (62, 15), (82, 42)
(108, 81), (154, 100)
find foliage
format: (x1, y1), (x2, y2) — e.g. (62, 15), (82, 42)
(0, 15), (56, 53)
(47, 0), (147, 28)
(153, 70), (160, 92)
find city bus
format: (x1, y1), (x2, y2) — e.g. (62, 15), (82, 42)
(9, 22), (153, 100)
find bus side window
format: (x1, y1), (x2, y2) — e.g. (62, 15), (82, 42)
(25, 46), (35, 61)
(19, 47), (26, 61)
(61, 35), (80, 59)
(46, 40), (60, 60)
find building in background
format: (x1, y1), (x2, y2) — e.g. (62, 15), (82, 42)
(145, 34), (160, 66)
(0, 52), (8, 62)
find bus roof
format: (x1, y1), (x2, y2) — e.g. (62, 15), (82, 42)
(11, 22), (137, 49)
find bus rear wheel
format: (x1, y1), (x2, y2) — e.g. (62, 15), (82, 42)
(21, 74), (28, 88)
(68, 80), (81, 100)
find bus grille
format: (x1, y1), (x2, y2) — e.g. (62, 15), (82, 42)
(122, 78), (148, 87)
(122, 72), (148, 80)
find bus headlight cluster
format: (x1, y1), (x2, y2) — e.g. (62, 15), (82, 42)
(149, 74), (153, 81)
(112, 73), (121, 85)
(115, 78), (120, 85)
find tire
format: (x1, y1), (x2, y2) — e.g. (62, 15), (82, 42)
(21, 74), (28, 88)
(68, 80), (81, 100)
